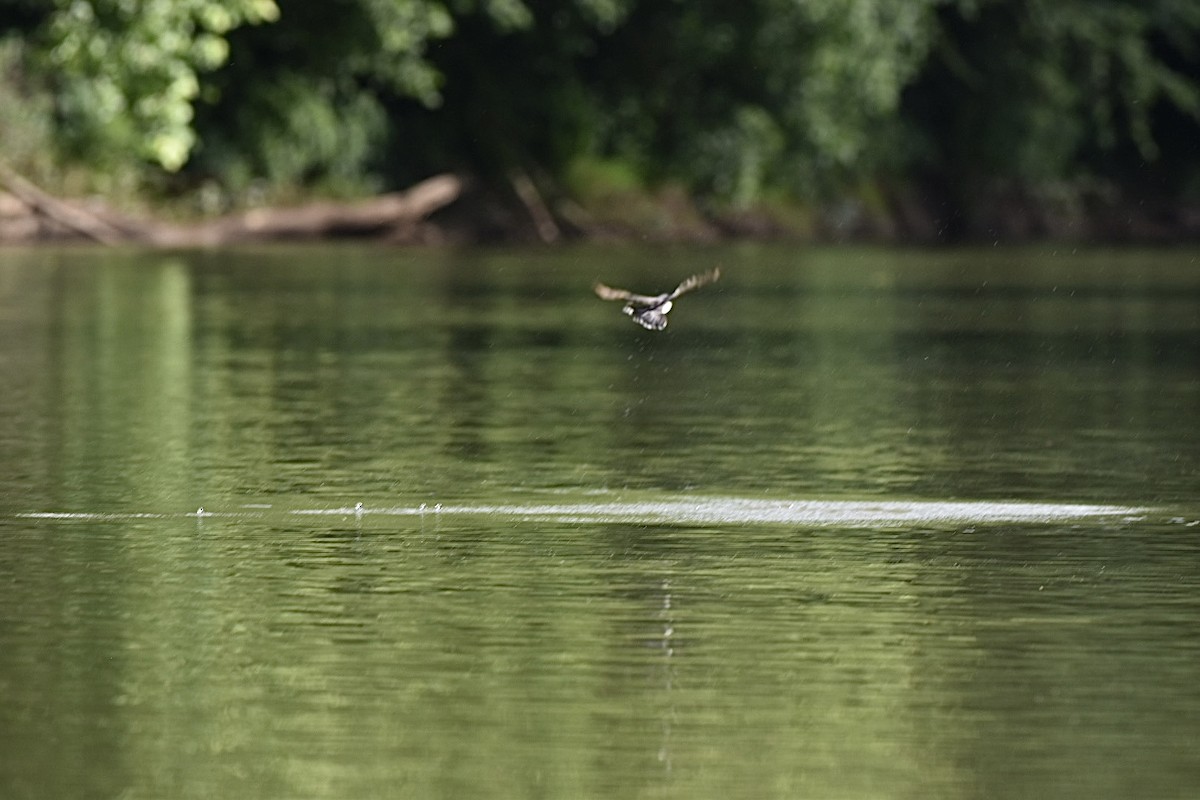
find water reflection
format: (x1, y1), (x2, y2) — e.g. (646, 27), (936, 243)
(1, 245), (1198, 799)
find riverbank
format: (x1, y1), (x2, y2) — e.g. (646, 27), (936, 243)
(436, 176), (1200, 245)
(3, 168), (1199, 246)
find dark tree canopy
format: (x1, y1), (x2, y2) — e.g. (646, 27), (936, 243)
(1, 0), (1198, 229)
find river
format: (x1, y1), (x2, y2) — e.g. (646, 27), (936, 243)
(1, 244), (1197, 798)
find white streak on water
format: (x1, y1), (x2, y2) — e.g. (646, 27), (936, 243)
(15, 499), (1146, 526)
(291, 499), (1145, 526)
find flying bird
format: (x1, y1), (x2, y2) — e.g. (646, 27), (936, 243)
(594, 268), (720, 330)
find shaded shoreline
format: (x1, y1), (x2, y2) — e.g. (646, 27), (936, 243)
(3, 168), (1199, 247)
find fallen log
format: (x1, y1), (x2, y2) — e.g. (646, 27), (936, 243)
(0, 164), (461, 246)
(0, 162), (128, 244)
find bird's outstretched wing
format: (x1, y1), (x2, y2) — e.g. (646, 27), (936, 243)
(668, 267), (721, 300)
(594, 283), (660, 306)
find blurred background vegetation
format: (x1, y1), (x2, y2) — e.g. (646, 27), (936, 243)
(1, 0), (1198, 239)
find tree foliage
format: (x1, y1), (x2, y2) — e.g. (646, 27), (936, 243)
(36, 0), (279, 170)
(1, 0), (1197, 210)
(574, 0), (943, 201)
(909, 0), (1200, 184)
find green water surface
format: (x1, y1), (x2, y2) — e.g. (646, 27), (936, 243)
(1, 244), (1198, 798)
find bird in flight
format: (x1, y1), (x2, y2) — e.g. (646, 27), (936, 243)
(594, 268), (720, 330)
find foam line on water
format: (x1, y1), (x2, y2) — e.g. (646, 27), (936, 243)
(15, 499), (1146, 526)
(293, 499), (1145, 526)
